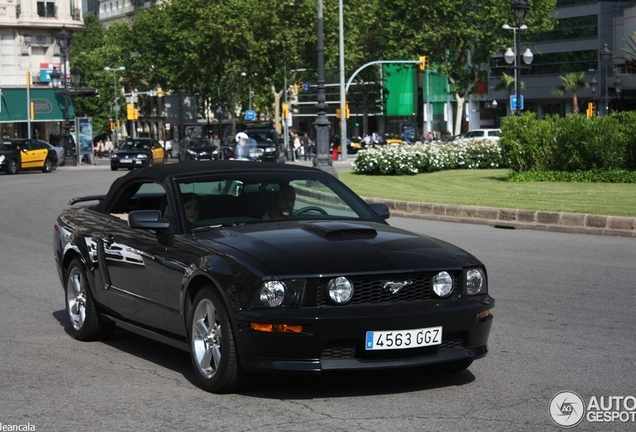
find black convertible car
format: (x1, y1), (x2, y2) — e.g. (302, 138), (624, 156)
(53, 161), (494, 393)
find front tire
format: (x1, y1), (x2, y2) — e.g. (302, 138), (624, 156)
(188, 286), (244, 393)
(110, 163), (118, 171)
(65, 258), (112, 341)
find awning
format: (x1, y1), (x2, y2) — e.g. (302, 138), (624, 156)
(0, 88), (76, 123)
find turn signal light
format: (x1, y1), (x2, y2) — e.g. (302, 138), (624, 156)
(476, 310), (491, 322)
(250, 323), (303, 333)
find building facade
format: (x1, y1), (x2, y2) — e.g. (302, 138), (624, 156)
(467, 0), (636, 130)
(0, 0), (83, 141)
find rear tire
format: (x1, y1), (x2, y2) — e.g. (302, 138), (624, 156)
(7, 159), (18, 174)
(188, 286), (245, 393)
(42, 158), (53, 173)
(65, 258), (113, 341)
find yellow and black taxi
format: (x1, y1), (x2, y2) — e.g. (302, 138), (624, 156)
(0, 139), (58, 174)
(110, 138), (166, 171)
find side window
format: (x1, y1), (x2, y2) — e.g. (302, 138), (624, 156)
(108, 182), (166, 222)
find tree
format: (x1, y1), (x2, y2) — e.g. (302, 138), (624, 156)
(552, 72), (589, 115)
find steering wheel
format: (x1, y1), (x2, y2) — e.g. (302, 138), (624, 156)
(292, 206), (328, 216)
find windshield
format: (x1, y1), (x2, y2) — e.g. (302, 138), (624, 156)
(173, 171), (380, 229)
(0, 142), (17, 151)
(119, 140), (152, 150)
(188, 139), (214, 148)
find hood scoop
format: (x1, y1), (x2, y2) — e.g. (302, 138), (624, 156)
(299, 221), (377, 241)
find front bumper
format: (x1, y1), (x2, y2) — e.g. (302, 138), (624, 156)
(234, 296), (494, 373)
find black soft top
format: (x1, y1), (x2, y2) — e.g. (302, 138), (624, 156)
(93, 160), (323, 213)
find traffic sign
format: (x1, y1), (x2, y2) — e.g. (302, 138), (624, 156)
(303, 82), (311, 91)
(245, 109), (256, 121)
(510, 95), (524, 110)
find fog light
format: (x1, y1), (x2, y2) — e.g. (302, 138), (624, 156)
(432, 271), (453, 297)
(328, 277), (354, 304)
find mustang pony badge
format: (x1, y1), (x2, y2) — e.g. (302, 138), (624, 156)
(382, 280), (413, 294)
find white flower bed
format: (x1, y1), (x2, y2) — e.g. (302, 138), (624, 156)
(352, 139), (506, 175)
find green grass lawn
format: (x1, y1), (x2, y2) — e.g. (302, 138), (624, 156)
(339, 169), (636, 217)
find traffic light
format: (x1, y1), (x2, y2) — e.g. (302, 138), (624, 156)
(126, 103), (138, 120)
(344, 103), (350, 119)
(336, 108), (341, 119)
(586, 102), (596, 118)
(419, 55), (428, 71)
(156, 87), (163, 98)
(109, 120), (114, 130)
(292, 83), (299, 95)
(282, 103), (289, 119)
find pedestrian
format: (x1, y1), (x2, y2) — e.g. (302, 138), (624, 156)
(293, 133), (301, 161)
(301, 132), (310, 160)
(104, 137), (113, 156)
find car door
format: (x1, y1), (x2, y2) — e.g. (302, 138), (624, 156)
(17, 141), (37, 168)
(99, 182), (168, 329)
(29, 140), (50, 168)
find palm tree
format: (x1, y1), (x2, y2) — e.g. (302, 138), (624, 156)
(494, 73), (525, 115)
(553, 72), (589, 115)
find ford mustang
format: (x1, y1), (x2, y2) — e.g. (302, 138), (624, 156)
(53, 161), (494, 393)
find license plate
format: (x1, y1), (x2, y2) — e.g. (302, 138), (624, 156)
(365, 326), (442, 350)
(120, 159), (132, 163)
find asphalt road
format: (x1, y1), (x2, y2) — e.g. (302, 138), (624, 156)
(1, 166), (635, 431)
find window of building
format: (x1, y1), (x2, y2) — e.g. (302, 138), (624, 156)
(37, 1), (56, 18)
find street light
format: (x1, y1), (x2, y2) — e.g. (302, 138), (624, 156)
(599, 43), (613, 115)
(502, 0), (532, 116)
(55, 25), (73, 158)
(240, 72), (256, 111)
(104, 66), (125, 147)
(614, 76), (622, 111)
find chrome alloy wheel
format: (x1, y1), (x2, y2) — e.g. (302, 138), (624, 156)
(66, 266), (87, 331)
(192, 298), (222, 378)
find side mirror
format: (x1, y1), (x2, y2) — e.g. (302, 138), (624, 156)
(368, 202), (390, 220)
(128, 210), (170, 230)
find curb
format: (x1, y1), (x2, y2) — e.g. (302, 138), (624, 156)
(366, 199), (636, 238)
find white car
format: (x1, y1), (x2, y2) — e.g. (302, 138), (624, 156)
(462, 129), (500, 140)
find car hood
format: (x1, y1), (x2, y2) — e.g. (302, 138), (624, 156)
(188, 147), (215, 154)
(196, 221), (480, 276)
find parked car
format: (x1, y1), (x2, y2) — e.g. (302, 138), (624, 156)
(110, 138), (166, 171)
(177, 138), (216, 162)
(41, 141), (65, 167)
(0, 139), (58, 174)
(53, 161), (494, 393)
(462, 129), (500, 140)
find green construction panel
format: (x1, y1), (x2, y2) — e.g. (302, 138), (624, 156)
(383, 64), (415, 116)
(0, 88), (75, 123)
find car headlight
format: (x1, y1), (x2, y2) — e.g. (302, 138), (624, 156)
(0, 155), (4, 163)
(466, 268), (487, 295)
(264, 147), (275, 153)
(187, 149), (197, 155)
(328, 277), (354, 304)
(110, 152), (118, 159)
(432, 271), (453, 297)
(137, 154), (147, 159)
(255, 279), (306, 308)
(259, 281), (285, 307)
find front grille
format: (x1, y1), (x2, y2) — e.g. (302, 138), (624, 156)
(316, 271), (460, 306)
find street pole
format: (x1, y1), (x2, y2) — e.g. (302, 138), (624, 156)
(313, 0), (337, 176)
(104, 66), (125, 148)
(338, 0), (347, 161)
